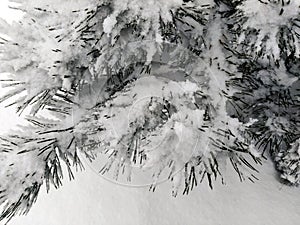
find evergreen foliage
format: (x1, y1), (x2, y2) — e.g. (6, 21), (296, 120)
(0, 0), (299, 222)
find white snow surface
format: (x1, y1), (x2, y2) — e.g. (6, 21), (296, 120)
(1, 152), (300, 225)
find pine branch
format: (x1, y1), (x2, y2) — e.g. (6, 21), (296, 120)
(0, 117), (84, 222)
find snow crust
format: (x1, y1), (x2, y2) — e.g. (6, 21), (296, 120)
(3, 158), (300, 225)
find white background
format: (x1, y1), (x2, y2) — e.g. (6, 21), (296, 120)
(0, 1), (300, 225)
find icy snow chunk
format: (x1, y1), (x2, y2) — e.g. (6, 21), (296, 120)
(103, 15), (117, 35)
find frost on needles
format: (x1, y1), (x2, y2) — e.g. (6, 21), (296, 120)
(0, 0), (299, 222)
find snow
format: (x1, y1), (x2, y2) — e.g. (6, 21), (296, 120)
(0, 1), (23, 24)
(2, 157), (300, 225)
(103, 16), (118, 35)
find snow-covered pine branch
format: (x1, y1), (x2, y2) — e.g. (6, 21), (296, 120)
(232, 0), (300, 64)
(0, 0), (299, 223)
(0, 116), (83, 222)
(219, 0), (300, 184)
